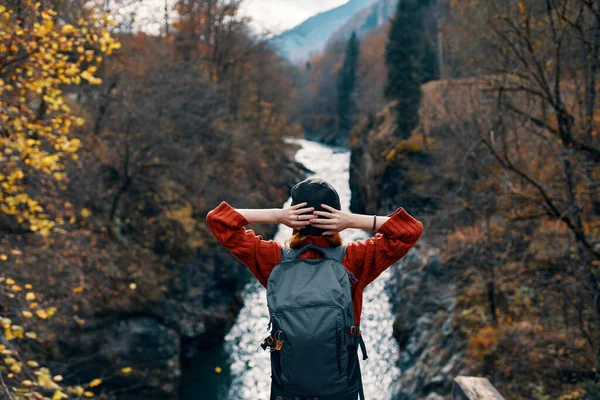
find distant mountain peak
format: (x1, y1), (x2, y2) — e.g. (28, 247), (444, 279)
(326, 0), (398, 48)
(270, 0), (377, 64)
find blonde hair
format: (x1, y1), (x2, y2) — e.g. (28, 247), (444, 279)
(285, 229), (343, 249)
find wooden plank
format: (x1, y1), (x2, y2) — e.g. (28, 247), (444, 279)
(452, 376), (505, 400)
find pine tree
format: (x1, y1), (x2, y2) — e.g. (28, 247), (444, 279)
(385, 0), (426, 139)
(336, 32), (360, 137)
(420, 34), (439, 84)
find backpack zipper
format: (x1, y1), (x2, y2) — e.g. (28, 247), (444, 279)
(273, 304), (344, 315)
(336, 326), (343, 374)
(271, 305), (345, 335)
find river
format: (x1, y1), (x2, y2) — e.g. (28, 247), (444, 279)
(182, 139), (400, 399)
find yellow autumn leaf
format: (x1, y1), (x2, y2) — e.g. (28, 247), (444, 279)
(121, 367), (132, 374)
(84, 391), (94, 397)
(25, 292), (36, 301)
(518, 0), (527, 17)
(4, 327), (14, 341)
(22, 311), (33, 318)
(26, 360), (39, 368)
(0, 254), (7, 261)
(10, 362), (22, 373)
(73, 286), (83, 293)
(61, 24), (75, 34)
(37, 369), (61, 390)
(52, 390), (68, 400)
(80, 208), (91, 218)
(36, 309), (48, 319)
(6, 278), (15, 285)
(25, 332), (37, 339)
(12, 325), (24, 339)
(89, 378), (102, 388)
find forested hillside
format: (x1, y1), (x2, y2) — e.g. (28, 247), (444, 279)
(342, 0), (600, 398)
(0, 0), (305, 398)
(297, 0), (440, 144)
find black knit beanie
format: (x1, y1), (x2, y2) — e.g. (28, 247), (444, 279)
(290, 178), (341, 236)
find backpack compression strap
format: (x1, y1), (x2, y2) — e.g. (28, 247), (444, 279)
(347, 326), (368, 361)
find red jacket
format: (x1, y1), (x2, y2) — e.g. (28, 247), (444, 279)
(206, 201), (423, 325)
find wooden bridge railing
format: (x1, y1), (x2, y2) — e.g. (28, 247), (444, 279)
(452, 376), (505, 399)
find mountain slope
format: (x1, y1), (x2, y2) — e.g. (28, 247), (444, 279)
(326, 0), (397, 47)
(271, 0), (377, 64)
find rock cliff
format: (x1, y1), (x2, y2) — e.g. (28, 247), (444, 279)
(389, 247), (466, 399)
(349, 104), (437, 217)
(349, 81), (471, 398)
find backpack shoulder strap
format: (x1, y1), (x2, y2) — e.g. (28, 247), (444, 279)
(323, 245), (347, 264)
(280, 246), (296, 262)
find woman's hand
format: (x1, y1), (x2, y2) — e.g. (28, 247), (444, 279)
(278, 202), (315, 229)
(310, 204), (354, 235)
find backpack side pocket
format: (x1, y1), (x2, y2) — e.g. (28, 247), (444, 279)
(270, 348), (284, 390)
(336, 327), (343, 374)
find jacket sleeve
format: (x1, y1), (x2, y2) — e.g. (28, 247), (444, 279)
(205, 201), (282, 288)
(344, 207), (423, 289)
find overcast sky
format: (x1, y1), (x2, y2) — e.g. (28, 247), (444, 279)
(240, 0), (349, 34)
(116, 0), (349, 35)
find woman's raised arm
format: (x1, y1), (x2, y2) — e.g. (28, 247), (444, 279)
(205, 201), (314, 287)
(311, 204), (424, 289)
(236, 202), (314, 229)
(310, 204), (392, 234)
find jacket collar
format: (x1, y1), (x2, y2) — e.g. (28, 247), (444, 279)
(297, 235), (331, 248)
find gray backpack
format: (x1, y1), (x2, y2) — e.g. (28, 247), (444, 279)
(261, 244), (368, 400)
